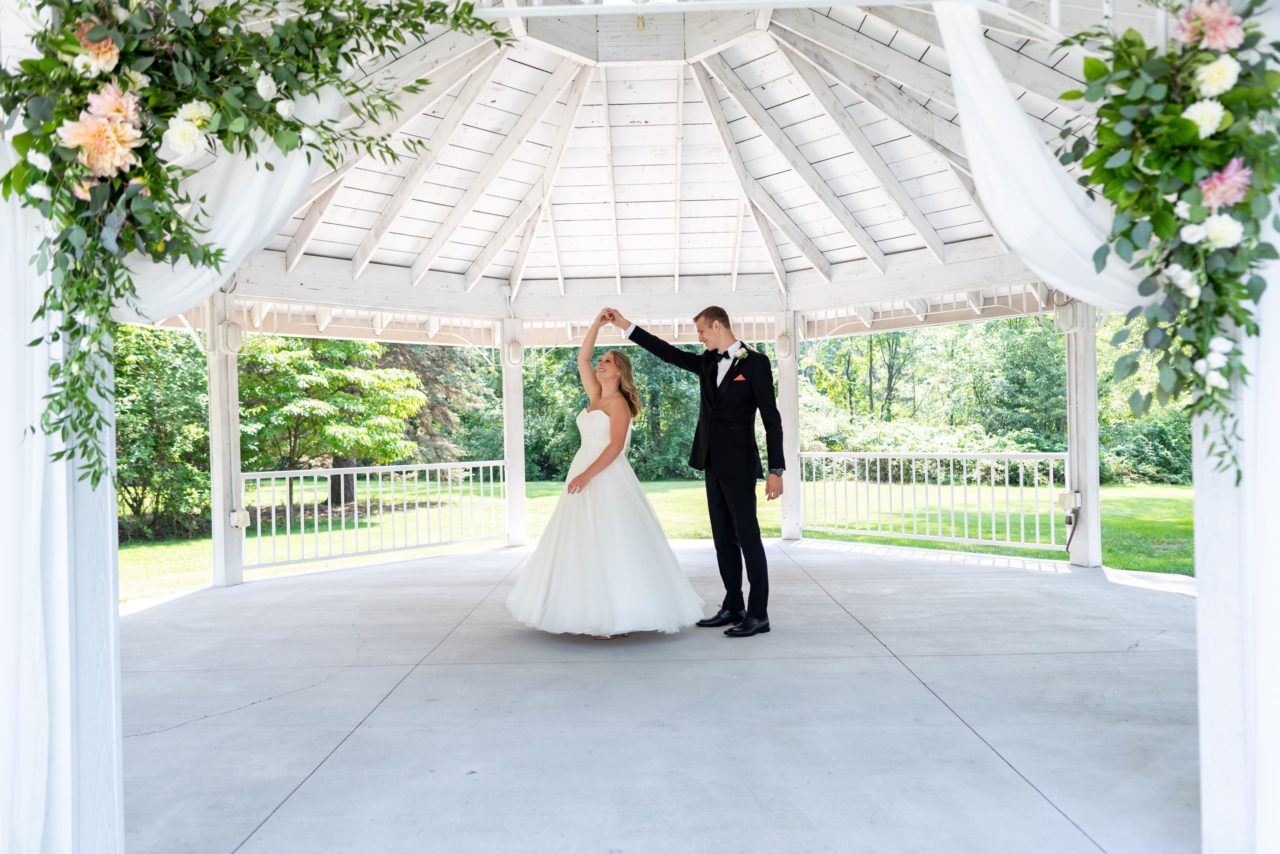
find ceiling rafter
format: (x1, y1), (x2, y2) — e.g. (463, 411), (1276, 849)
(701, 53), (887, 274)
(771, 29), (1008, 257)
(748, 201), (788, 296)
(771, 44), (945, 264)
(730, 199), (745, 293)
(409, 59), (580, 286)
(866, 6), (1094, 117)
(349, 49), (504, 279)
(673, 66), (684, 293)
(600, 67), (622, 295)
(508, 203), (543, 302)
(771, 8), (954, 107)
(286, 40), (501, 272)
(462, 63), (594, 292)
(770, 26), (965, 165)
(692, 62), (833, 283)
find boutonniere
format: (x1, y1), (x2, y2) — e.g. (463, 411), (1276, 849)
(733, 348), (749, 363)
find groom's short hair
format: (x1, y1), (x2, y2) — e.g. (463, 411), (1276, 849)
(694, 306), (731, 330)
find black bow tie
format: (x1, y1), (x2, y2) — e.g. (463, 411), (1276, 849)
(719, 351), (733, 361)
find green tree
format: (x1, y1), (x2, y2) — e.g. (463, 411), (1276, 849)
(113, 325), (211, 540)
(238, 336), (427, 472)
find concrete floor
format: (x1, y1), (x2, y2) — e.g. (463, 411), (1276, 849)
(121, 540), (1199, 854)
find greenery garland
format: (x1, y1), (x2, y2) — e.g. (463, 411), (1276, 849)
(0, 0), (504, 486)
(1057, 0), (1280, 479)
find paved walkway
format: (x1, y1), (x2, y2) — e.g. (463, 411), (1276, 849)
(122, 540), (1198, 853)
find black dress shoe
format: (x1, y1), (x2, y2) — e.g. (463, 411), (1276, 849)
(724, 616), (770, 637)
(696, 608), (746, 628)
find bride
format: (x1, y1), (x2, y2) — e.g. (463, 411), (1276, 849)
(506, 310), (705, 638)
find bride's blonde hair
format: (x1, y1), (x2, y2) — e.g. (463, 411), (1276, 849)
(608, 349), (642, 419)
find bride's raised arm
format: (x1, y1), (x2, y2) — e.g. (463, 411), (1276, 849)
(576, 311), (607, 399)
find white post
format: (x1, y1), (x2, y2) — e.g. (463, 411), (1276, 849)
(1057, 300), (1102, 567)
(501, 318), (528, 546)
(206, 290), (245, 586)
(1191, 136), (1280, 851)
(775, 310), (802, 540)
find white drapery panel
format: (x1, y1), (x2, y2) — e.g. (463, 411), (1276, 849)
(933, 2), (1153, 312)
(2, 50), (331, 854)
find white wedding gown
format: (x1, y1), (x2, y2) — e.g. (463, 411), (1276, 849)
(506, 408), (705, 635)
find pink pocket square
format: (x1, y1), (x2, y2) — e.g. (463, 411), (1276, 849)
(733, 374), (747, 382)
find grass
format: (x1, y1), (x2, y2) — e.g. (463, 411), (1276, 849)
(118, 480), (1194, 603)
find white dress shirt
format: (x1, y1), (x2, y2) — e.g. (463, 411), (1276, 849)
(624, 324), (741, 386)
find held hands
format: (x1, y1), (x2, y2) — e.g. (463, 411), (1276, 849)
(765, 473), (783, 501)
(567, 474), (591, 495)
(602, 307), (629, 330)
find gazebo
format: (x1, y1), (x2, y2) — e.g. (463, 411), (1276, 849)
(4, 1), (1276, 852)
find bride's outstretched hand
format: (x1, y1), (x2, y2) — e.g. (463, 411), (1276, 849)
(603, 307), (629, 329)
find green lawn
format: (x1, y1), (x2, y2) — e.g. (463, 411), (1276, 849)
(118, 481), (1193, 603)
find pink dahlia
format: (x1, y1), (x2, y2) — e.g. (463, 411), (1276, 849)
(1176, 1), (1245, 51)
(87, 82), (141, 127)
(1200, 157), (1252, 209)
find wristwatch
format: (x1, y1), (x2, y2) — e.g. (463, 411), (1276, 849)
(768, 468), (785, 477)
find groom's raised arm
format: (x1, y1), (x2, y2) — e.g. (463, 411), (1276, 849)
(610, 312), (701, 374)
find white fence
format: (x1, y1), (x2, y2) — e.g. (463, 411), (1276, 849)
(240, 461), (507, 569)
(800, 452), (1070, 550)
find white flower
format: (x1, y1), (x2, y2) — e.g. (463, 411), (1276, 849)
(27, 183), (51, 201)
(1210, 336), (1234, 354)
(1174, 200), (1192, 219)
(26, 149), (52, 172)
(1165, 263), (1193, 289)
(175, 100), (214, 128)
(300, 126), (319, 145)
(274, 99), (295, 119)
(1163, 193), (1178, 203)
(255, 73), (279, 101)
(1194, 358), (1210, 376)
(1204, 213), (1244, 249)
(73, 54), (101, 78)
(1183, 99), (1226, 139)
(1206, 370), (1230, 390)
(112, 4), (130, 23)
(1180, 223), (1207, 244)
(1183, 284), (1202, 302)
(1206, 351), (1229, 370)
(122, 68), (150, 90)
(162, 118), (203, 156)
(1196, 55), (1241, 98)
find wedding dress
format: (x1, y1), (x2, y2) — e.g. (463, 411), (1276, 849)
(506, 408), (705, 635)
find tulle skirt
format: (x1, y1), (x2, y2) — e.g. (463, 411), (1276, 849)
(506, 447), (705, 636)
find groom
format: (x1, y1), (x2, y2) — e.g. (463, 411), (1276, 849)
(604, 306), (783, 638)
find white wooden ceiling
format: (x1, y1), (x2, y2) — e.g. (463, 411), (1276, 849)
(215, 1), (1145, 341)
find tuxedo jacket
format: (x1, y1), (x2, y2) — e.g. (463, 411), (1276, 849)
(629, 325), (784, 480)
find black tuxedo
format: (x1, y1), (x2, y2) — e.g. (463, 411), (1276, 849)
(628, 325), (784, 620)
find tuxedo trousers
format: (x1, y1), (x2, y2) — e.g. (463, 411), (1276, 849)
(704, 464), (769, 620)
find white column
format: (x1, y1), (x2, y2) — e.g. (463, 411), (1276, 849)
(775, 311), (802, 540)
(501, 318), (528, 546)
(1057, 300), (1102, 568)
(206, 290), (245, 587)
(1192, 123), (1280, 851)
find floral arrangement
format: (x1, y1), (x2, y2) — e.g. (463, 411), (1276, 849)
(0, 0), (503, 485)
(1057, 0), (1280, 478)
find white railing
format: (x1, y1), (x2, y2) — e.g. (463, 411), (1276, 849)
(800, 452), (1070, 551)
(240, 461), (507, 569)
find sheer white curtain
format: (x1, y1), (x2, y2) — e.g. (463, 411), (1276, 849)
(935, 4), (1279, 850)
(1, 52), (331, 854)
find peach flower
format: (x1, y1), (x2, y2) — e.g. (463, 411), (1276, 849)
(57, 111), (143, 177)
(75, 19), (120, 74)
(87, 83), (141, 127)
